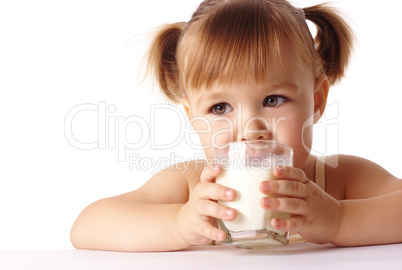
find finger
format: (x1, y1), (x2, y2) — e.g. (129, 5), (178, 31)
(271, 216), (304, 232)
(261, 197), (307, 215)
(260, 180), (308, 198)
(200, 162), (222, 184)
(198, 220), (227, 242)
(196, 199), (237, 221)
(273, 166), (309, 183)
(198, 182), (236, 201)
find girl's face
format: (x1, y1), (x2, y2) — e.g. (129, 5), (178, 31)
(182, 61), (328, 169)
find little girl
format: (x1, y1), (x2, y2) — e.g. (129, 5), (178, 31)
(70, 0), (402, 251)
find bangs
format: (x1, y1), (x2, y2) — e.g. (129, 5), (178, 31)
(177, 0), (316, 91)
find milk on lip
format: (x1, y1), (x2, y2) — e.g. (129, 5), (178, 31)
(216, 166), (290, 235)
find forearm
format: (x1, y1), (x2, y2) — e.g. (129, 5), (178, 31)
(70, 198), (189, 252)
(332, 190), (402, 246)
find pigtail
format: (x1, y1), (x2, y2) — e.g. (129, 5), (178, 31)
(303, 4), (354, 85)
(146, 22), (186, 103)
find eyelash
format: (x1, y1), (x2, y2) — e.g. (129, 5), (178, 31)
(208, 103), (232, 115)
(208, 95), (288, 116)
(263, 95), (288, 108)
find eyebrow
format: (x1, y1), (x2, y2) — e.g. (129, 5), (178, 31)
(196, 92), (227, 107)
(269, 82), (299, 92)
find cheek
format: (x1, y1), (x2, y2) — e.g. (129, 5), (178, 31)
(190, 119), (211, 157)
(274, 108), (315, 168)
(294, 124), (313, 168)
(210, 119), (234, 147)
(191, 117), (233, 160)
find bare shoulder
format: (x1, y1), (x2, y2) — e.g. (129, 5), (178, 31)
(115, 159), (207, 204)
(325, 154), (402, 200)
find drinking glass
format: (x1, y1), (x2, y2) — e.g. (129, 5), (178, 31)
(215, 140), (293, 249)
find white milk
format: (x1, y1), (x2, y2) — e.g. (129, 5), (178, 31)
(216, 167), (290, 235)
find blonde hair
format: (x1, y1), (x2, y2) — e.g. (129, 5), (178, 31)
(146, 0), (354, 103)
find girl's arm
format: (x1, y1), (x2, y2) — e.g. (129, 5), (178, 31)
(333, 190), (402, 246)
(328, 155), (402, 246)
(70, 198), (187, 251)
(70, 160), (236, 252)
(70, 162), (193, 252)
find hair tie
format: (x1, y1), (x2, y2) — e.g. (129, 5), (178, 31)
(296, 8), (306, 21)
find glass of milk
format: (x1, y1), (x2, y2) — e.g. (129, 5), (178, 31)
(214, 140), (293, 249)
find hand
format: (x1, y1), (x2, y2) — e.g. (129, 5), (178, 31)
(176, 163), (237, 246)
(259, 166), (342, 244)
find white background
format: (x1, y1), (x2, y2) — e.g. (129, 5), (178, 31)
(0, 0), (401, 249)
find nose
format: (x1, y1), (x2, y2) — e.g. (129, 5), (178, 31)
(240, 116), (271, 141)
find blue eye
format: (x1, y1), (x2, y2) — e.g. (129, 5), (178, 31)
(210, 103), (233, 115)
(263, 95), (287, 107)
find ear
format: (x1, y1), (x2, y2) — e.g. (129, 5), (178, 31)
(313, 74), (329, 124)
(181, 97), (193, 120)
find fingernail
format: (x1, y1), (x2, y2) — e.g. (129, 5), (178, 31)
(211, 163), (220, 170)
(263, 182), (270, 192)
(217, 231), (225, 240)
(264, 198), (271, 207)
(225, 208), (235, 216)
(276, 166), (284, 175)
(275, 220), (281, 228)
(225, 189), (234, 199)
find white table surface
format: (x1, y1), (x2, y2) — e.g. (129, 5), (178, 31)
(1, 242), (401, 270)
